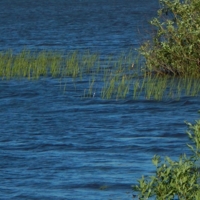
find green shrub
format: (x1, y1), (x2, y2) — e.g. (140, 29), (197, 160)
(133, 116), (200, 199)
(139, 0), (200, 77)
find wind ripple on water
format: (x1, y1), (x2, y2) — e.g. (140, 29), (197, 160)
(0, 78), (199, 199)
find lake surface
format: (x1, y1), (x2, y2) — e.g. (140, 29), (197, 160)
(0, 1), (199, 199)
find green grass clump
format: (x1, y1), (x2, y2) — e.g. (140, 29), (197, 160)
(139, 0), (200, 77)
(101, 52), (138, 99)
(133, 114), (200, 199)
(0, 49), (100, 80)
(0, 49), (200, 100)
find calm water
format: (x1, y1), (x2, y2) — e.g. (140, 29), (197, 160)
(0, 1), (199, 200)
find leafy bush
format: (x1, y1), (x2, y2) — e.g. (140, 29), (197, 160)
(139, 0), (200, 77)
(133, 117), (200, 199)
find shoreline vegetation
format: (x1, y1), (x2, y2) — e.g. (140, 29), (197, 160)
(0, 49), (200, 101)
(133, 117), (200, 199)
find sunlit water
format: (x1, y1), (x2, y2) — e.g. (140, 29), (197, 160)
(0, 1), (200, 199)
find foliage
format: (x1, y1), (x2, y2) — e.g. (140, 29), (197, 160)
(139, 0), (200, 77)
(133, 116), (200, 199)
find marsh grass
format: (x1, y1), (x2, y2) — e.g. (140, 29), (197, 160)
(0, 49), (200, 100)
(138, 75), (200, 100)
(102, 68), (200, 101)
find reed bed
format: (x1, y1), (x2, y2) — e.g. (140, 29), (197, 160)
(101, 71), (200, 100)
(0, 49), (200, 101)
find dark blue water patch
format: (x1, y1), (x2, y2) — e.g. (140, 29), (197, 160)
(0, 0), (159, 54)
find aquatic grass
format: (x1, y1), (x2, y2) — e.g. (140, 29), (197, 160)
(144, 75), (168, 101)
(88, 51), (200, 100)
(0, 49), (200, 101)
(128, 74), (200, 101)
(82, 50), (99, 74)
(29, 52), (46, 79)
(0, 49), (100, 80)
(190, 78), (200, 97)
(63, 51), (79, 78)
(117, 75), (130, 99)
(180, 76), (200, 97)
(48, 51), (63, 77)
(101, 76), (116, 99)
(133, 80), (141, 99)
(85, 77), (96, 98)
(0, 50), (13, 79)
(100, 52), (139, 99)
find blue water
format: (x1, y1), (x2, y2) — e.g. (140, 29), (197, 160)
(0, 1), (199, 200)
